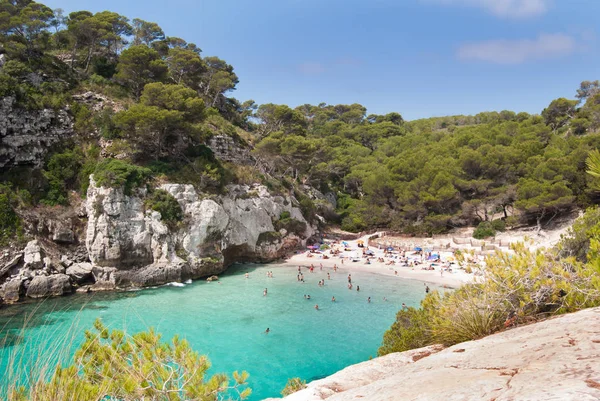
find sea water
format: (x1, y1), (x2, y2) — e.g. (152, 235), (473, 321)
(0, 263), (432, 400)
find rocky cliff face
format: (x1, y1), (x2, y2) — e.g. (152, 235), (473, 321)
(0, 179), (316, 304)
(0, 97), (73, 168)
(267, 307), (600, 401)
(85, 179), (315, 289)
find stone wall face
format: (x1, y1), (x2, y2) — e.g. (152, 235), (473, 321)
(0, 97), (73, 168)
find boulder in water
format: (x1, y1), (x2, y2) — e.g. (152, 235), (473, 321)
(26, 274), (72, 298)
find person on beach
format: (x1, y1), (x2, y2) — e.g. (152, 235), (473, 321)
(332, 296), (336, 302)
(395, 270), (398, 275)
(426, 285), (430, 293)
(333, 264), (337, 272)
(320, 263), (323, 270)
(348, 274), (352, 284)
(348, 283), (352, 290)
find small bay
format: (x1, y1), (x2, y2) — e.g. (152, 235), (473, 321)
(0, 263), (431, 400)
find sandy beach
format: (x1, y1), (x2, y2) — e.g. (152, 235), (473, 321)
(283, 234), (474, 289)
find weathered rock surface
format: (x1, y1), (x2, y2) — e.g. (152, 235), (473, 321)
(26, 274), (72, 298)
(23, 240), (44, 269)
(207, 135), (255, 165)
(84, 179), (315, 289)
(267, 307), (600, 401)
(0, 279), (24, 303)
(0, 96), (72, 168)
(66, 262), (93, 284)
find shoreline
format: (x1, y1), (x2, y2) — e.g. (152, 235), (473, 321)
(281, 234), (474, 289)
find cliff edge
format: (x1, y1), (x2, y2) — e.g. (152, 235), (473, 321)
(267, 306), (600, 401)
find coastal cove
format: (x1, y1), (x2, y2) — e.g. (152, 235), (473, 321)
(0, 262), (434, 401)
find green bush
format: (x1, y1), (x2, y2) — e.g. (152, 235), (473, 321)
(472, 221), (495, 239)
(43, 149), (83, 206)
(379, 306), (433, 356)
(7, 319), (252, 401)
(491, 219), (506, 232)
(257, 231), (282, 244)
(145, 189), (183, 225)
(0, 191), (22, 245)
(281, 377), (307, 397)
(93, 159), (151, 195)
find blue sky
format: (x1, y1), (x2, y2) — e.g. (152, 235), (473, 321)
(41, 0), (599, 120)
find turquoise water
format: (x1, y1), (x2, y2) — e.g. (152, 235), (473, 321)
(0, 263), (431, 400)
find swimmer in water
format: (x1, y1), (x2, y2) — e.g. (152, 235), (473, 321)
(263, 288), (268, 296)
(245, 273), (249, 278)
(332, 296), (336, 302)
(327, 273), (331, 280)
(315, 304), (319, 310)
(357, 285), (360, 292)
(383, 297), (387, 302)
(402, 303), (408, 310)
(368, 297), (371, 303)
(307, 295), (311, 299)
(265, 327), (270, 334)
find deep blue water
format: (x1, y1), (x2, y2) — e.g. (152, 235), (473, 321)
(0, 263), (431, 400)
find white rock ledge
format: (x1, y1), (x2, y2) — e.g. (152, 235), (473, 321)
(266, 307), (600, 401)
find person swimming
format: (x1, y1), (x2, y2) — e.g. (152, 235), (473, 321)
(263, 288), (268, 296)
(368, 297), (371, 303)
(315, 304), (319, 310)
(332, 296), (336, 302)
(307, 295), (311, 299)
(265, 327), (270, 334)
(357, 285), (360, 292)
(327, 273), (331, 280)
(245, 273), (249, 278)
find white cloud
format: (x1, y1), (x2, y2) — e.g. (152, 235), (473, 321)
(457, 33), (576, 64)
(426, 0), (549, 18)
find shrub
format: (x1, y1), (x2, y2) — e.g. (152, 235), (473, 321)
(93, 159), (151, 195)
(558, 206), (600, 262)
(472, 221), (495, 239)
(7, 319), (252, 401)
(43, 149), (83, 206)
(257, 231), (282, 244)
(491, 219), (506, 232)
(281, 377), (307, 397)
(145, 189), (183, 225)
(378, 306), (433, 356)
(0, 191), (22, 245)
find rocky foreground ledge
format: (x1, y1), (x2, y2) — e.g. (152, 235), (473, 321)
(266, 307), (600, 401)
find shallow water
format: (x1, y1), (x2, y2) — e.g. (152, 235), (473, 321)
(0, 263), (432, 400)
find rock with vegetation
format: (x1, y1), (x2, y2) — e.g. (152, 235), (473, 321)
(84, 179), (314, 289)
(268, 307), (600, 401)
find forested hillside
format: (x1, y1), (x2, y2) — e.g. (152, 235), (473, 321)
(1, 0), (600, 241)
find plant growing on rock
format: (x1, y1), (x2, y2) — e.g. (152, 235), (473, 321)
(281, 377), (306, 397)
(145, 189), (183, 225)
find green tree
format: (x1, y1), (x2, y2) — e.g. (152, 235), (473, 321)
(115, 45), (167, 98)
(0, 0), (55, 60)
(541, 97), (578, 132)
(131, 18), (164, 46)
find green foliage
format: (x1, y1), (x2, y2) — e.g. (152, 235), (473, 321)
(0, 186), (23, 245)
(281, 378), (307, 397)
(145, 189), (183, 225)
(43, 149), (83, 205)
(9, 319), (251, 401)
(378, 306), (433, 355)
(381, 209), (600, 354)
(92, 158), (151, 194)
(472, 221), (496, 239)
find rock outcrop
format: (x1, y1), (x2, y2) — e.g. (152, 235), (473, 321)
(0, 96), (72, 168)
(267, 307), (600, 401)
(83, 179), (315, 290)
